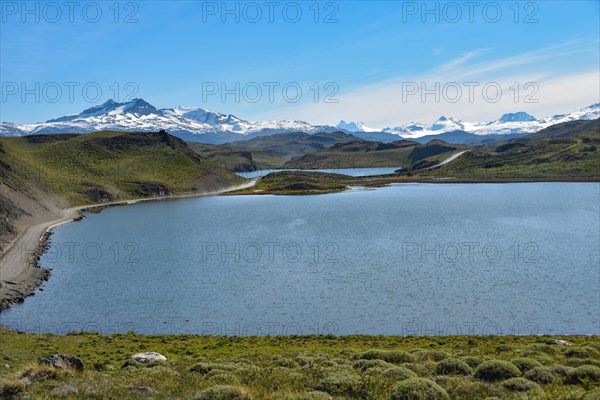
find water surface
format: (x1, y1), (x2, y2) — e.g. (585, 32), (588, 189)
(236, 167), (400, 178)
(1, 183), (598, 336)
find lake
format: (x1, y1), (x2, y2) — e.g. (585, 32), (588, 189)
(236, 167), (401, 178)
(1, 183), (598, 336)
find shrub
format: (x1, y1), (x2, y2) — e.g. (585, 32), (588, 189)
(190, 362), (236, 374)
(550, 365), (576, 380)
(376, 366), (417, 380)
(522, 343), (561, 357)
(0, 380), (27, 399)
(271, 356), (299, 368)
(527, 353), (555, 365)
(206, 371), (241, 385)
(357, 350), (416, 364)
(20, 365), (63, 382)
(435, 358), (472, 375)
(583, 392), (600, 400)
(524, 367), (558, 384)
(234, 365), (261, 384)
(495, 344), (513, 353)
(277, 392), (332, 400)
(511, 357), (542, 373)
(122, 358), (166, 368)
(565, 358), (600, 368)
(412, 349), (451, 362)
(437, 376), (493, 400)
(353, 359), (394, 372)
(194, 385), (253, 400)
(424, 350), (451, 362)
(474, 360), (521, 381)
(402, 361), (436, 376)
(565, 347), (600, 359)
(566, 365), (600, 384)
(316, 372), (360, 396)
(502, 377), (540, 392)
(390, 378), (450, 400)
(461, 356), (483, 368)
(584, 342), (600, 351)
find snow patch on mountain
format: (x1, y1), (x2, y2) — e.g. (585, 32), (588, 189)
(0, 99), (337, 140)
(339, 104), (599, 138)
(336, 120), (380, 132)
(1, 99), (598, 142)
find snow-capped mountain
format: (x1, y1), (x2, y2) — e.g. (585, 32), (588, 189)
(336, 120), (380, 133)
(0, 99), (338, 143)
(431, 116), (465, 132)
(342, 104), (600, 138)
(1, 99), (598, 144)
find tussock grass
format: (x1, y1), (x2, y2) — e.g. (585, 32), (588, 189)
(0, 328), (598, 399)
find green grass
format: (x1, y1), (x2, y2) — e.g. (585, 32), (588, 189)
(239, 171), (352, 195)
(1, 329), (599, 399)
(0, 131), (243, 207)
(413, 129), (600, 180)
(283, 140), (466, 170)
(187, 142), (286, 172)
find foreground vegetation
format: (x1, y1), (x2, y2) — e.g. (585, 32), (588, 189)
(1, 329), (599, 399)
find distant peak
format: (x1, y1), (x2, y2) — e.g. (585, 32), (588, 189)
(498, 112), (536, 123)
(126, 98), (152, 106)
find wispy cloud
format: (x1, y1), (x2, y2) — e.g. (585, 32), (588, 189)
(262, 40), (600, 126)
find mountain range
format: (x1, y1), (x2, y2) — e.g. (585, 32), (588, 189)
(1, 99), (598, 144)
(341, 104), (600, 138)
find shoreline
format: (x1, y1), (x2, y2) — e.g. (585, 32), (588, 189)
(229, 174), (600, 196)
(0, 179), (257, 311)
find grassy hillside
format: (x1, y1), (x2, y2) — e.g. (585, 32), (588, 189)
(187, 142), (285, 172)
(0, 131), (242, 207)
(283, 139), (467, 170)
(225, 132), (361, 160)
(414, 127), (600, 180)
(515, 119), (600, 143)
(1, 328), (599, 399)
(246, 171), (351, 194)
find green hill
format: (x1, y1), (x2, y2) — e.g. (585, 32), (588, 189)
(515, 119), (600, 142)
(187, 142), (285, 172)
(225, 131), (361, 160)
(283, 139), (467, 170)
(0, 130), (242, 207)
(416, 125), (600, 180)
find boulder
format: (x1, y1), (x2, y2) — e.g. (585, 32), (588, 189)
(546, 339), (574, 346)
(38, 354), (84, 372)
(129, 352), (167, 364)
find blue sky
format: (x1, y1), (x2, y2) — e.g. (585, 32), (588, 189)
(1, 0), (599, 126)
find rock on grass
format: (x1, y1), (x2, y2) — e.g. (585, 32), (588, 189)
(37, 354), (84, 372)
